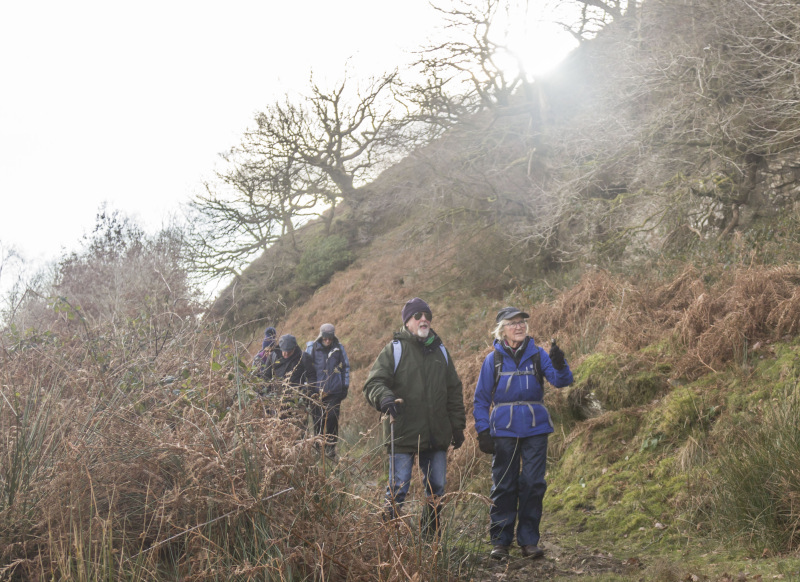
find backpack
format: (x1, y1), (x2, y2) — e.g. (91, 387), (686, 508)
(490, 348), (543, 405)
(391, 339), (448, 373)
(254, 347), (276, 365)
(254, 349), (278, 380)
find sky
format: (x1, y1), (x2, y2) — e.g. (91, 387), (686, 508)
(0, 0), (576, 289)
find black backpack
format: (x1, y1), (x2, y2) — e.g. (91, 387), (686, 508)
(490, 348), (543, 404)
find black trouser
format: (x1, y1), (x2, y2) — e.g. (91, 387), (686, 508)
(311, 395), (342, 454)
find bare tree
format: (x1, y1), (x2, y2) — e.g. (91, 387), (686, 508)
(407, 0), (538, 122)
(186, 72), (408, 280)
(54, 209), (196, 327)
(186, 131), (324, 280)
(549, 0), (638, 42)
(252, 73), (404, 205)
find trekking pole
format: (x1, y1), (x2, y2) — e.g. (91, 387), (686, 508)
(388, 398), (404, 516)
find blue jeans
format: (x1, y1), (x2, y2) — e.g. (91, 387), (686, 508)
(385, 450), (447, 517)
(490, 434), (548, 547)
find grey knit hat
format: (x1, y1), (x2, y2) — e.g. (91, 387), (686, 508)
(278, 334), (297, 352)
(320, 323), (335, 338)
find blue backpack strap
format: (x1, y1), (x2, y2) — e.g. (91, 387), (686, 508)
(305, 340), (315, 355)
(392, 340), (402, 374)
(393, 340), (448, 374)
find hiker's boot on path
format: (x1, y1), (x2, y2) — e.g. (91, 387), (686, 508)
(521, 545), (544, 559)
(490, 545), (510, 561)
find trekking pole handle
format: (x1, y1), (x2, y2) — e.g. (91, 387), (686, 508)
(389, 399), (403, 423)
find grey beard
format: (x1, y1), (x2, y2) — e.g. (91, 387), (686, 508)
(415, 327), (430, 339)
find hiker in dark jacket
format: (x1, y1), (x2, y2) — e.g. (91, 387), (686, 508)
(306, 323), (350, 460)
(261, 334), (317, 431)
(252, 326), (278, 380)
(363, 297), (466, 539)
(473, 307), (573, 561)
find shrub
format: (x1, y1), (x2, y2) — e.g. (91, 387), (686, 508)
(296, 235), (355, 289)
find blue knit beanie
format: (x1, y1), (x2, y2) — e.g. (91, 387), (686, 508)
(263, 326), (277, 349)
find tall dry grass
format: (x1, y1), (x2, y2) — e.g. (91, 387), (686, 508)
(0, 214), (493, 581)
(704, 381), (800, 553)
(526, 264), (800, 379)
(0, 304), (488, 581)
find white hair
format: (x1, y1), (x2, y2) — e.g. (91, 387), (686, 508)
(492, 318), (528, 341)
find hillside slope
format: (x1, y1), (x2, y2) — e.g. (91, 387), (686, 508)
(6, 1), (800, 581)
(225, 0), (800, 578)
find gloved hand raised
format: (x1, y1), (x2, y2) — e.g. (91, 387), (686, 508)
(451, 429), (465, 449)
(477, 429), (495, 455)
(379, 396), (400, 418)
(549, 340), (566, 371)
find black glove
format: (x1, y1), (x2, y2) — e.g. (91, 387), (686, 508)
(477, 429), (495, 455)
(549, 340), (566, 371)
(451, 429), (465, 449)
(379, 396), (399, 418)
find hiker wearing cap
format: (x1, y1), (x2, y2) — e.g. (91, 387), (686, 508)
(306, 323), (350, 460)
(473, 307), (574, 561)
(252, 326), (278, 380)
(261, 334), (317, 430)
(269, 334), (317, 390)
(363, 297), (466, 539)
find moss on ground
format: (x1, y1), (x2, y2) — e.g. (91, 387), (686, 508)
(570, 352), (670, 412)
(533, 340), (800, 580)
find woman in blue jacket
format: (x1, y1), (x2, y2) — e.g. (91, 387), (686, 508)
(473, 307), (573, 561)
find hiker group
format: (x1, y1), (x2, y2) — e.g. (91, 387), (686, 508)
(253, 297), (573, 560)
(252, 323), (349, 460)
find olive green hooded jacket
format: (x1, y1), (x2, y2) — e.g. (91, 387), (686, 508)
(363, 327), (466, 454)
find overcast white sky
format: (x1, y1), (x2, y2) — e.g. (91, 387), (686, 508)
(0, 0), (575, 285)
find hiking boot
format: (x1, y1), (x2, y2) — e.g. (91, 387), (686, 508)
(490, 545), (510, 561)
(521, 545), (544, 559)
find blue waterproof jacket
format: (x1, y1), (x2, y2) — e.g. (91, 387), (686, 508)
(307, 336), (350, 400)
(473, 337), (573, 438)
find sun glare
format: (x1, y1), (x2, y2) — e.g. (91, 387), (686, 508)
(508, 23), (578, 76)
(493, 7), (579, 79)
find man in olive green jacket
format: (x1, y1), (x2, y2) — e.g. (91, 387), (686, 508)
(363, 297), (466, 537)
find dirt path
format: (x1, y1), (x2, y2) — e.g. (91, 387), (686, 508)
(471, 540), (642, 581)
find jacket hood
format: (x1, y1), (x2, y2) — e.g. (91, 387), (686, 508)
(314, 334), (340, 345)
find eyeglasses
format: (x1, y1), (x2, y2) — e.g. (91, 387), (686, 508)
(504, 320), (527, 329)
(413, 311), (432, 321)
